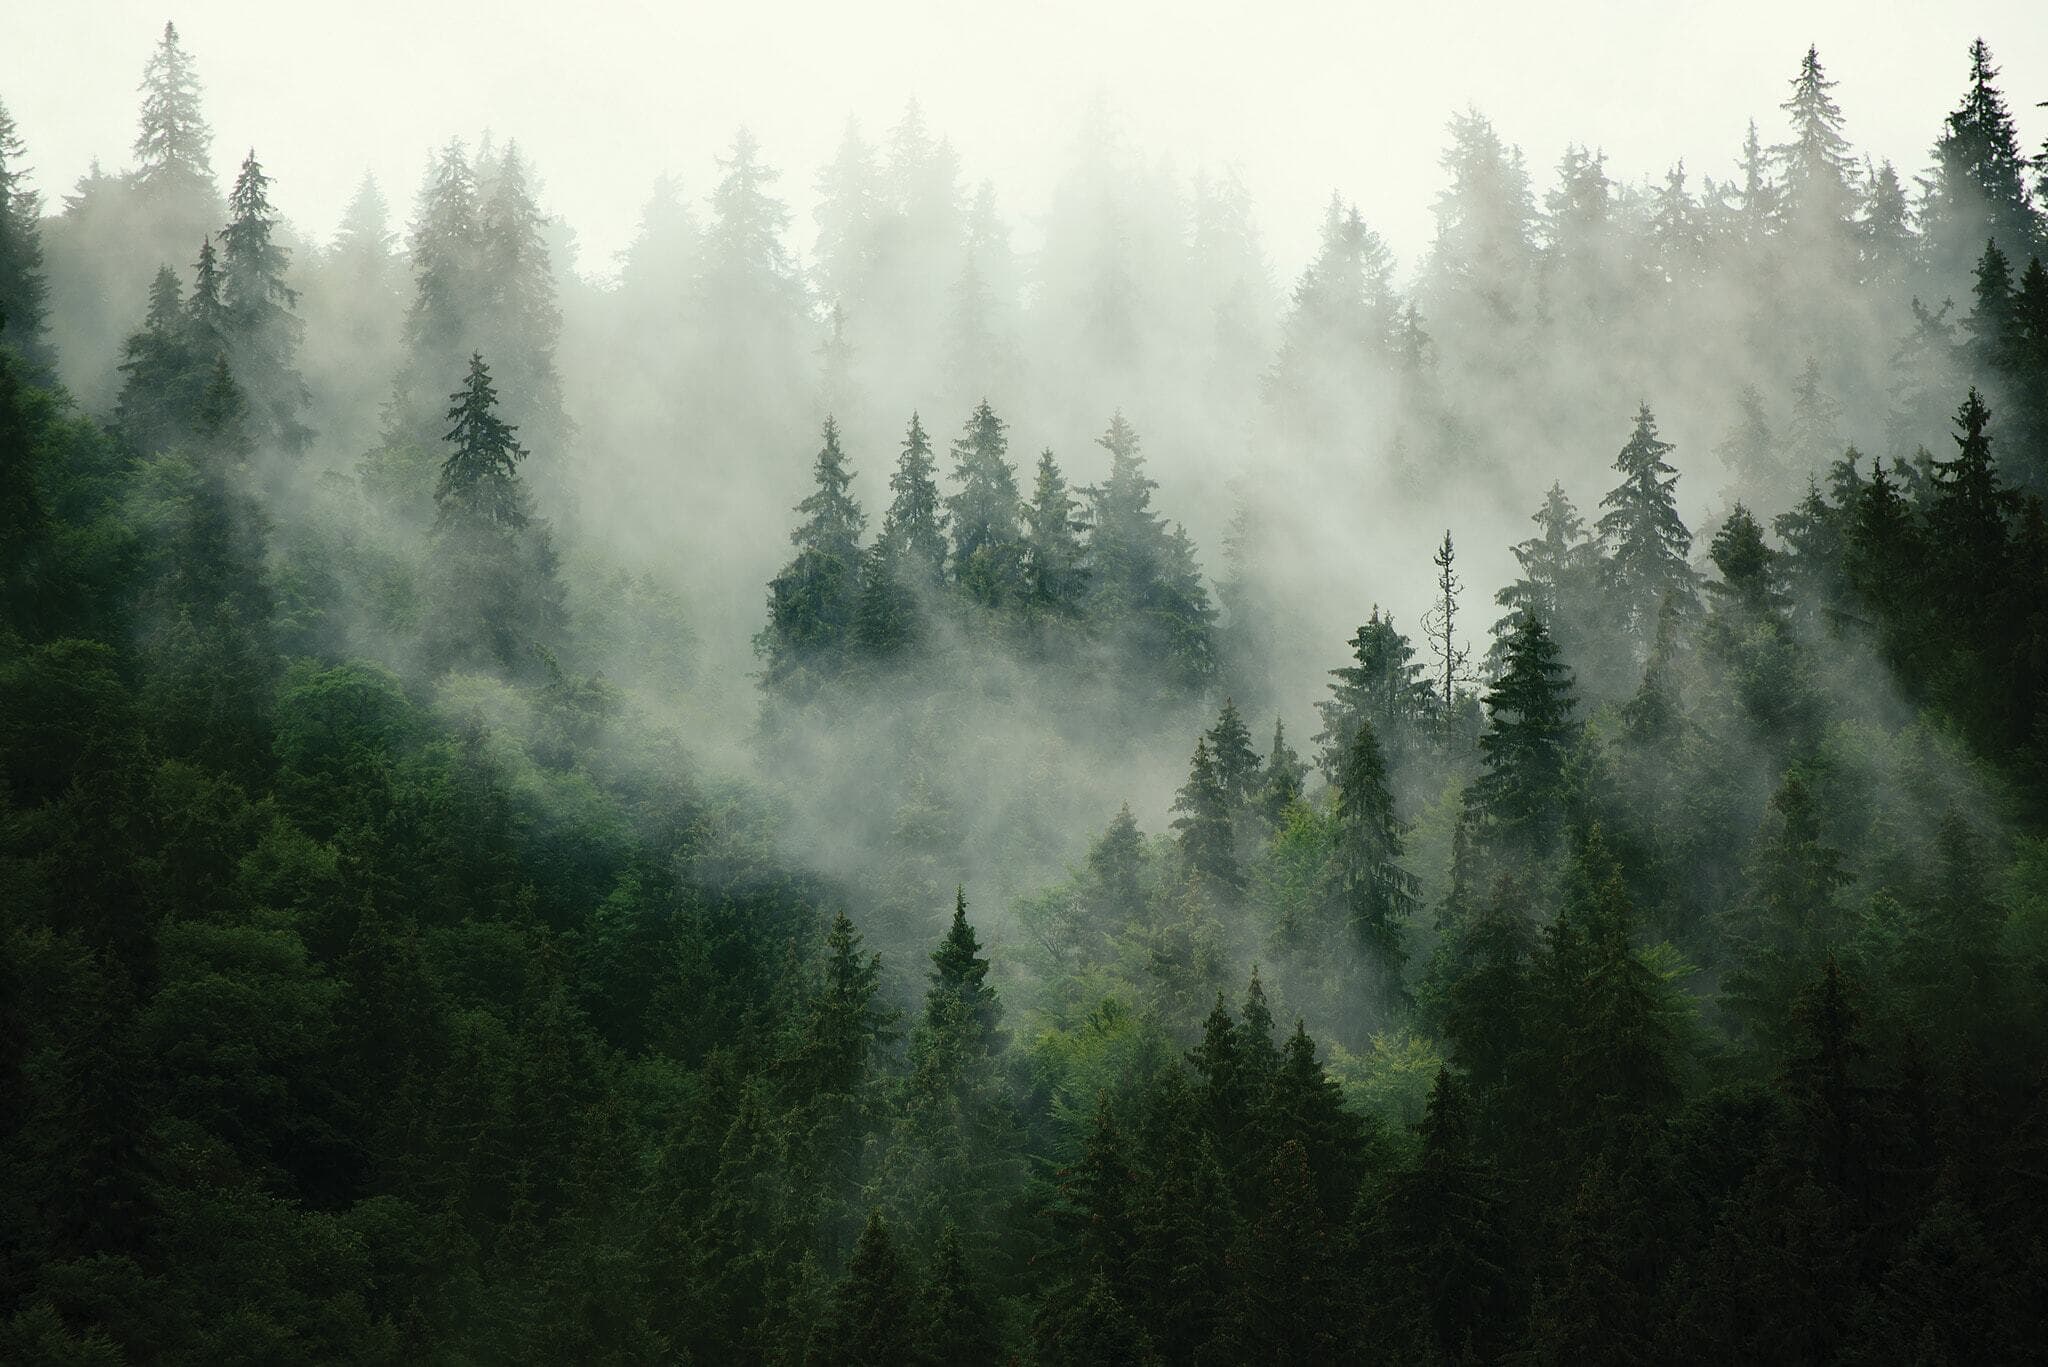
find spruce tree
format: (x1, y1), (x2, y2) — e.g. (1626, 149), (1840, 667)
(427, 353), (562, 674)
(1491, 483), (1598, 673)
(919, 1225), (999, 1366)
(1334, 720), (1417, 1008)
(1422, 529), (1470, 725)
(132, 22), (215, 201)
(1204, 698), (1261, 811)
(1022, 448), (1087, 615)
(1472, 614), (1579, 850)
(476, 144), (565, 450)
(1085, 412), (1216, 694)
(876, 412), (948, 581)
(1773, 45), (1858, 246)
(1598, 402), (1698, 648)
(1720, 771), (1853, 1053)
(763, 420), (866, 688)
(219, 150), (308, 451)
(1715, 385), (1778, 497)
(1258, 718), (1308, 825)
(817, 1211), (919, 1367)
(1315, 607), (1432, 777)
(1171, 739), (1240, 893)
(1926, 387), (2015, 613)
(436, 353), (531, 531)
(946, 400), (1023, 606)
(1925, 39), (2042, 278)
(0, 100), (49, 360)
(115, 265), (200, 450)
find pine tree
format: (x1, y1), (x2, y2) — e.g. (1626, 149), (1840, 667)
(928, 886), (1003, 1056)
(219, 150), (308, 451)
(946, 400), (1023, 607)
(427, 353), (562, 674)
(1258, 718), (1308, 825)
(1716, 385), (1778, 497)
(1314, 608), (1433, 778)
(1266, 1021), (1373, 1217)
(1705, 504), (1787, 619)
(1598, 402), (1698, 647)
(1334, 720), (1417, 1008)
(436, 353), (531, 530)
(763, 419), (866, 686)
(875, 412), (948, 582)
(1422, 529), (1470, 725)
(812, 117), (883, 321)
(1925, 387), (2015, 613)
(919, 1225), (999, 1366)
(115, 265), (200, 450)
(1491, 483), (1598, 674)
(1171, 740), (1240, 893)
(1084, 412), (1216, 693)
(1472, 614), (1579, 849)
(475, 144), (565, 451)
(816, 1211), (918, 1367)
(1204, 698), (1261, 811)
(1925, 39), (2042, 279)
(186, 235), (229, 364)
(1720, 771), (1853, 1052)
(1858, 159), (1914, 289)
(1022, 448), (1088, 616)
(1773, 45), (1858, 248)
(132, 22), (215, 201)
(0, 100), (49, 359)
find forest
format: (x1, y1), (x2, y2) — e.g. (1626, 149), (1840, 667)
(4, 14), (2048, 1364)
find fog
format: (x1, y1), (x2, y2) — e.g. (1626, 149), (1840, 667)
(5, 2), (2045, 996)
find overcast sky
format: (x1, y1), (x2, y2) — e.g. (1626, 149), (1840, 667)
(6, 1), (2045, 283)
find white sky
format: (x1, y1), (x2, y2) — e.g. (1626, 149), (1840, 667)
(5, 1), (2046, 282)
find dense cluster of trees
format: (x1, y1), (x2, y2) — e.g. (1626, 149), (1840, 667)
(5, 17), (2048, 1365)
(759, 405), (1217, 702)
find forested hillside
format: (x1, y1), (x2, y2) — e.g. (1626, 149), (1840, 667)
(5, 19), (2048, 1364)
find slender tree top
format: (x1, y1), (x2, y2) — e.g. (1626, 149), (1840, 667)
(791, 417), (865, 562)
(134, 21), (213, 193)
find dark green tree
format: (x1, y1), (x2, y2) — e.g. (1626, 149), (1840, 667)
(763, 419), (866, 688)
(0, 100), (49, 360)
(1314, 607), (1432, 778)
(219, 150), (309, 451)
(1471, 614), (1579, 850)
(132, 21), (215, 202)
(814, 1211), (918, 1367)
(1204, 697), (1261, 811)
(1333, 720), (1417, 1011)
(877, 412), (948, 581)
(1257, 717), (1308, 825)
(1171, 739), (1240, 893)
(1598, 403), (1697, 648)
(1022, 448), (1088, 615)
(946, 400), (1023, 606)
(1925, 39), (2042, 279)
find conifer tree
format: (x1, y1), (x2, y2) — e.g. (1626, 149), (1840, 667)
(1085, 411), (1218, 694)
(1266, 1021), (1373, 1216)
(919, 1225), (999, 1366)
(946, 400), (1023, 606)
(1315, 608), (1433, 778)
(186, 235), (229, 364)
(816, 1211), (919, 1366)
(1705, 504), (1788, 619)
(763, 419), (866, 687)
(928, 886), (1003, 1056)
(427, 353), (562, 674)
(1472, 614), (1579, 849)
(1716, 385), (1778, 497)
(1720, 772), (1852, 1052)
(1965, 238), (2018, 374)
(1926, 387), (2015, 612)
(1258, 718), (1308, 825)
(1857, 158), (1915, 290)
(115, 265), (200, 450)
(402, 139), (483, 398)
(1334, 720), (1417, 1008)
(476, 144), (565, 450)
(1204, 698), (1261, 811)
(1773, 45), (1858, 248)
(876, 412), (948, 581)
(812, 117), (883, 321)
(1925, 40), (2042, 279)
(1022, 448), (1088, 614)
(1171, 739), (1240, 893)
(1598, 402), (1698, 647)
(0, 101), (49, 360)
(1491, 483), (1598, 673)
(132, 22), (214, 201)
(1422, 529), (1469, 725)
(1268, 194), (1399, 438)
(1084, 803), (1148, 924)
(219, 150), (308, 451)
